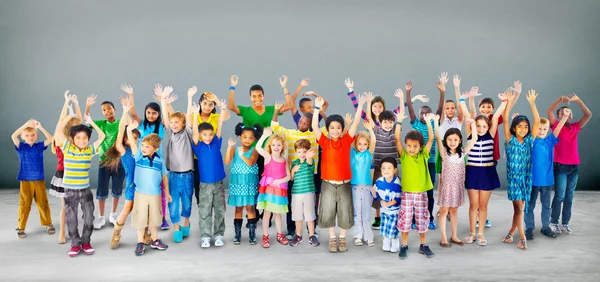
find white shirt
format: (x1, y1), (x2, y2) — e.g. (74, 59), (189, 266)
(440, 116), (462, 136)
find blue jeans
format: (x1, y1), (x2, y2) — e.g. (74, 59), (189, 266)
(167, 171), (193, 225)
(551, 164), (579, 225)
(525, 185), (552, 231)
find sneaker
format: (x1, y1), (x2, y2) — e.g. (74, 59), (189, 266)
(428, 221), (437, 230)
(526, 230), (534, 241)
(419, 244), (435, 258)
(561, 224), (572, 234)
(540, 227), (557, 238)
(550, 223), (562, 234)
(328, 237), (338, 253)
(289, 235), (303, 247)
(382, 237), (391, 252)
(150, 239), (168, 250)
(160, 219), (170, 230)
(485, 219), (492, 228)
(411, 223), (417, 230)
(201, 237), (211, 248)
(372, 217), (381, 230)
(214, 235), (224, 247)
(314, 231), (319, 238)
(109, 212), (118, 225)
(134, 242), (145, 256)
(398, 245), (408, 260)
(82, 243), (95, 255)
(309, 235), (320, 247)
(180, 225), (191, 238)
(68, 245), (82, 257)
(390, 239), (400, 253)
(93, 216), (106, 230)
(285, 230), (295, 240)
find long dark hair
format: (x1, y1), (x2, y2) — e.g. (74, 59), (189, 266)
(443, 128), (463, 158)
(371, 96), (386, 121)
(101, 126), (140, 171)
(199, 92), (217, 114)
(510, 115), (531, 137)
(143, 102), (162, 134)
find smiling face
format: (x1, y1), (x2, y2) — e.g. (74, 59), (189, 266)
(513, 120), (530, 139)
(445, 132), (461, 152)
(356, 136), (369, 153)
(372, 101), (384, 117)
(240, 130), (256, 148)
(21, 128), (38, 145)
(327, 121), (343, 140)
(145, 107), (160, 123)
(200, 129), (214, 144)
(476, 119), (489, 136)
(296, 148), (307, 161)
(141, 141), (158, 157)
(269, 139), (283, 156)
(298, 116), (311, 132)
(200, 99), (215, 115)
(300, 100), (314, 114)
(405, 139), (421, 156)
(381, 119), (394, 132)
(169, 116), (184, 132)
(380, 162), (397, 179)
(73, 131), (90, 150)
(250, 90), (264, 107)
(101, 103), (115, 119)
(444, 101), (456, 119)
(537, 122), (550, 138)
(479, 102), (494, 116)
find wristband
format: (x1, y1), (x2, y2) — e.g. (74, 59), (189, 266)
(314, 106), (321, 110)
(459, 98), (466, 102)
(501, 99), (508, 102)
(282, 86), (287, 89)
(229, 86), (236, 91)
(395, 122), (402, 127)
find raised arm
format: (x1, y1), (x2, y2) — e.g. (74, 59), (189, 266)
(527, 90), (541, 138)
(114, 100), (131, 156)
(277, 76), (292, 113)
(209, 94), (230, 122)
(128, 120), (139, 155)
(288, 78), (309, 117)
(393, 88), (405, 122)
(468, 87), (479, 118)
(503, 89), (514, 143)
(85, 114), (106, 149)
(569, 93), (593, 128)
(459, 92), (473, 136)
(304, 91), (328, 120)
(553, 108), (570, 137)
(224, 138), (236, 165)
(54, 113), (76, 147)
(191, 103), (200, 145)
(546, 96), (567, 126)
(84, 94), (97, 117)
(216, 100), (228, 138)
(59, 91), (72, 121)
(424, 114), (435, 152)
(227, 75), (240, 115)
(394, 112), (406, 155)
(433, 114), (444, 155)
(405, 81), (417, 123)
(11, 120), (34, 147)
(272, 101), (283, 122)
(122, 84), (142, 124)
(435, 72), (448, 117)
(348, 93), (367, 138)
(464, 119), (478, 154)
(507, 80), (522, 113)
(255, 127), (272, 161)
(489, 93), (508, 137)
(453, 75), (464, 123)
(159, 86), (174, 127)
(345, 78), (369, 122)
(312, 97), (325, 140)
(187, 86), (198, 127)
(363, 120), (376, 154)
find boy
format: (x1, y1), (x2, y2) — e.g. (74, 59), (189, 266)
(129, 128), (170, 256)
(371, 157), (402, 253)
(85, 94), (123, 229)
(288, 139), (319, 247)
(395, 112), (435, 260)
(281, 76), (328, 128)
(312, 94), (365, 253)
(12, 119), (54, 239)
(191, 102), (228, 248)
(55, 113), (106, 257)
(160, 88), (195, 243)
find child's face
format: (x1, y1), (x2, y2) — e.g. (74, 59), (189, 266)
(372, 102), (384, 117)
(445, 133), (461, 151)
(101, 104), (115, 119)
(514, 121), (529, 139)
(200, 99), (215, 114)
(296, 148), (307, 161)
(298, 116), (311, 132)
(405, 139), (421, 156)
(73, 131), (90, 149)
(476, 119), (489, 136)
(240, 131), (255, 147)
(146, 108), (160, 123)
(537, 123), (550, 138)
(300, 101), (314, 114)
(327, 121), (343, 140)
(270, 139), (283, 155)
(250, 90), (264, 107)
(169, 116), (184, 132)
(380, 162), (397, 179)
(356, 137), (369, 153)
(479, 103), (494, 116)
(21, 129), (38, 145)
(381, 119), (394, 132)
(141, 141), (158, 157)
(419, 107), (432, 123)
(200, 129), (215, 145)
(444, 101), (456, 119)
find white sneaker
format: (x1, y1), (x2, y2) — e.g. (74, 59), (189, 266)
(109, 212), (118, 225)
(93, 216), (106, 230)
(550, 223), (562, 234)
(390, 239), (400, 253)
(201, 237), (211, 248)
(382, 237), (391, 252)
(561, 224), (572, 234)
(214, 235), (224, 247)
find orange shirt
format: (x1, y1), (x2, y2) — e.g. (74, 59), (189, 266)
(318, 133), (355, 181)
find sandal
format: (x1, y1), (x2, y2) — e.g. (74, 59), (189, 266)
(450, 238), (465, 246)
(502, 233), (514, 243)
(354, 238), (363, 246)
(16, 228), (26, 239)
(45, 225), (56, 235)
(517, 239), (527, 250)
(477, 233), (488, 246)
(367, 240), (375, 247)
(464, 232), (476, 244)
(262, 235), (270, 248)
(276, 232), (288, 245)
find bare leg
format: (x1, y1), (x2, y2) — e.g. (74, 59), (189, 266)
(477, 191), (493, 235)
(58, 198), (66, 243)
(274, 213), (283, 234)
(262, 210), (272, 235)
(116, 200), (134, 225)
(112, 197), (119, 213)
(149, 226), (159, 241)
(98, 199), (106, 217)
(449, 207), (461, 242)
(439, 206), (449, 243)
(467, 189), (480, 241)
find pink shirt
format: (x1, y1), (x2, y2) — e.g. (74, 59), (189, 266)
(552, 122), (581, 165)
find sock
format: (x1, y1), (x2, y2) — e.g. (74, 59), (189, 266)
(339, 235), (345, 238)
(330, 236), (337, 239)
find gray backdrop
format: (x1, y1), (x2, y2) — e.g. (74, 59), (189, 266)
(1, 0), (598, 189)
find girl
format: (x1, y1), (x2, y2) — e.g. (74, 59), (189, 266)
(433, 114), (477, 248)
(501, 89), (540, 250)
(50, 91), (83, 244)
(255, 128), (291, 248)
(350, 123), (376, 247)
(104, 100), (141, 249)
(225, 123), (263, 245)
(460, 92), (507, 246)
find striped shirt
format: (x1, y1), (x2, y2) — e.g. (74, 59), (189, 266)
(62, 141), (97, 189)
(372, 127), (399, 167)
(271, 121), (319, 173)
(134, 151), (167, 195)
(411, 119), (436, 163)
(467, 132), (494, 165)
(373, 176), (402, 214)
(291, 159), (315, 194)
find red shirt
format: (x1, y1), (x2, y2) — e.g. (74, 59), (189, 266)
(489, 115), (503, 161)
(55, 142), (64, 171)
(318, 133), (355, 181)
(552, 122), (581, 165)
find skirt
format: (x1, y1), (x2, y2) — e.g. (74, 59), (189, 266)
(227, 195), (257, 207)
(256, 184), (288, 214)
(465, 165), (500, 191)
(49, 170), (65, 198)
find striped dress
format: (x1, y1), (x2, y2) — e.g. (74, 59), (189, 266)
(256, 157), (289, 213)
(465, 132), (500, 190)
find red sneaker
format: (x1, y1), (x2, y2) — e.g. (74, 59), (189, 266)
(82, 243), (95, 255)
(68, 245), (82, 257)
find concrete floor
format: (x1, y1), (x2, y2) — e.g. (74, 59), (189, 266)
(1, 189), (599, 282)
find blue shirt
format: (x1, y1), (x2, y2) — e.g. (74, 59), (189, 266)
(532, 134), (559, 186)
(192, 136), (226, 183)
(350, 148), (373, 185)
(121, 147), (135, 190)
(134, 151), (167, 195)
(15, 141), (48, 181)
(411, 119), (436, 163)
(138, 122), (165, 152)
(373, 176), (402, 214)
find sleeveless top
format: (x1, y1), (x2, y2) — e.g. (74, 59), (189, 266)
(259, 157), (288, 188)
(467, 132), (494, 165)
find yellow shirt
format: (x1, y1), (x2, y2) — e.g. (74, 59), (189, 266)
(271, 121), (320, 174)
(194, 113), (220, 159)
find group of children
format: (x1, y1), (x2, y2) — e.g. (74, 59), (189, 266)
(12, 73), (592, 260)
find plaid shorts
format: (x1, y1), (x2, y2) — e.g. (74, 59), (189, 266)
(397, 192), (430, 233)
(380, 212), (399, 239)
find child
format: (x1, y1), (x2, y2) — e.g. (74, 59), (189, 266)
(434, 114), (477, 247)
(501, 89), (540, 250)
(55, 112), (106, 257)
(159, 87), (195, 243)
(129, 132), (171, 256)
(282, 76), (328, 128)
(435, 75), (465, 176)
(288, 139), (319, 247)
(371, 157), (402, 253)
(225, 123), (263, 245)
(104, 100), (142, 249)
(525, 108), (569, 239)
(85, 94), (123, 229)
(192, 101), (229, 248)
(313, 94), (364, 253)
(255, 128), (291, 248)
(12, 119), (54, 239)
(351, 124), (376, 247)
(395, 112), (435, 260)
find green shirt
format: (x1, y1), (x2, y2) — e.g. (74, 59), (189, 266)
(400, 148), (433, 193)
(238, 105), (282, 147)
(291, 159), (315, 194)
(93, 119), (120, 161)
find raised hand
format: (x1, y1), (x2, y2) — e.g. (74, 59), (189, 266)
(433, 114), (440, 123)
(562, 108), (572, 119)
(262, 127), (273, 137)
(453, 74), (461, 87)
(301, 78), (310, 87)
(364, 91), (374, 102)
(303, 91), (317, 97)
(86, 94), (97, 106)
(511, 113), (520, 120)
(188, 86), (198, 98)
(292, 165), (300, 173)
(438, 72), (449, 85)
(120, 84), (133, 95)
(84, 113), (93, 124)
(64, 90), (71, 101)
(70, 95), (79, 104)
(395, 111), (407, 122)
(394, 88), (404, 99)
(31, 119), (41, 129)
(191, 102), (200, 113)
(274, 100), (285, 111)
(560, 95), (570, 104)
(161, 86), (174, 99)
(67, 104), (75, 117)
(219, 99), (227, 111)
(306, 149), (315, 159)
(122, 98), (132, 112)
(469, 86), (480, 97)
(165, 93), (178, 104)
(568, 93), (580, 102)
(230, 75), (239, 86)
(129, 120), (139, 129)
(228, 137), (236, 147)
(279, 75), (288, 88)
(466, 117), (475, 125)
(344, 113), (353, 125)
(513, 80), (522, 94)
(315, 96), (325, 108)
(526, 89), (538, 103)
(424, 113), (435, 122)
(413, 94), (430, 103)
(362, 120), (372, 130)
(405, 81), (413, 91)
(345, 78), (354, 90)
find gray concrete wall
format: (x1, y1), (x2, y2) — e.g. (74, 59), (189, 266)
(1, 0), (599, 188)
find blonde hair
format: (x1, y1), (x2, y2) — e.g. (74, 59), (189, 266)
(540, 117), (549, 125)
(143, 133), (162, 149)
(266, 134), (286, 157)
(353, 131), (370, 150)
(52, 117), (82, 154)
(169, 112), (187, 125)
(22, 127), (36, 135)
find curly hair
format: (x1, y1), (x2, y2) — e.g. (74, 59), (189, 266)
(266, 133), (286, 157)
(234, 123), (263, 140)
(405, 130), (424, 147)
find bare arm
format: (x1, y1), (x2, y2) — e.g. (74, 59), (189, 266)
(227, 75), (241, 115)
(224, 138), (236, 165)
(546, 96), (565, 126)
(405, 81), (417, 123)
(84, 94), (97, 117)
(312, 98), (324, 140)
(553, 112), (570, 137)
(255, 128), (272, 162)
(489, 100), (508, 138)
(12, 120), (33, 147)
(364, 120), (376, 154)
(115, 102), (131, 155)
(503, 96), (512, 143)
(572, 95), (593, 128)
(216, 103), (227, 138)
(348, 95), (366, 138)
(35, 123), (54, 147)
(433, 115), (444, 155)
(527, 90), (541, 138)
(464, 120), (478, 154)
(424, 115), (435, 153)
(86, 115), (106, 149)
(394, 112), (406, 155)
(192, 106), (199, 146)
(453, 75), (464, 123)
(128, 122), (139, 155)
(435, 72), (448, 117)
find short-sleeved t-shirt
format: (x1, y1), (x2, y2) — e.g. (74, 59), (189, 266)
(238, 105), (281, 128)
(532, 134), (559, 186)
(318, 133), (355, 181)
(552, 122), (581, 165)
(411, 119), (436, 163)
(373, 176), (402, 214)
(272, 121), (319, 173)
(165, 127), (194, 172)
(195, 112), (220, 132)
(400, 148), (433, 193)
(15, 141), (48, 181)
(134, 151), (167, 195)
(191, 136), (226, 183)
(62, 141), (98, 189)
(93, 119), (120, 160)
(291, 159), (315, 194)
(350, 148), (373, 185)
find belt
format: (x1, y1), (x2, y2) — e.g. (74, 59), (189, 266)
(467, 162), (494, 167)
(170, 170), (193, 174)
(325, 180), (350, 185)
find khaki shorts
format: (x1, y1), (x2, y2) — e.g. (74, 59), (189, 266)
(292, 192), (316, 221)
(131, 192), (163, 229)
(318, 181), (354, 230)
